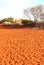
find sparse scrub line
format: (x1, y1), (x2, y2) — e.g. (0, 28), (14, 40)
(0, 17), (44, 29)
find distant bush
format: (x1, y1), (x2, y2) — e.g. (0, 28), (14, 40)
(0, 20), (2, 24)
(1, 17), (15, 23)
(21, 20), (35, 27)
(39, 22), (44, 29)
(22, 20), (29, 25)
(12, 23), (20, 27)
(29, 22), (36, 27)
(33, 22), (44, 29)
(1, 18), (8, 22)
(7, 17), (14, 23)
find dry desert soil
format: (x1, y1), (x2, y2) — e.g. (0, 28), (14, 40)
(0, 26), (44, 65)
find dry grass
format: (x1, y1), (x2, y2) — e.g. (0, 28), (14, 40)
(0, 27), (44, 65)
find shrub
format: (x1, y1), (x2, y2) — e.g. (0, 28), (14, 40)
(7, 17), (14, 23)
(0, 20), (2, 24)
(29, 22), (36, 27)
(1, 17), (15, 23)
(21, 20), (35, 27)
(22, 20), (29, 26)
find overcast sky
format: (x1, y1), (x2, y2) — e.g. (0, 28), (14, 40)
(0, 0), (44, 19)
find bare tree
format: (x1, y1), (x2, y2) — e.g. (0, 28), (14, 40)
(23, 5), (44, 22)
(23, 9), (31, 20)
(30, 5), (42, 21)
(39, 13), (44, 21)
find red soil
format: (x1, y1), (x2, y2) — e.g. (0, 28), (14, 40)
(0, 26), (44, 65)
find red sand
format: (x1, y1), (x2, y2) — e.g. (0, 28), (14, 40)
(0, 27), (44, 65)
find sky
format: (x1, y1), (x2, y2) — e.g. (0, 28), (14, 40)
(0, 0), (44, 19)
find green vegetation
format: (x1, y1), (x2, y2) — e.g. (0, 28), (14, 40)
(0, 17), (44, 29)
(21, 20), (35, 27)
(1, 17), (15, 23)
(0, 20), (2, 24)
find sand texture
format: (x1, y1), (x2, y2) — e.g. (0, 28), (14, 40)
(0, 27), (44, 65)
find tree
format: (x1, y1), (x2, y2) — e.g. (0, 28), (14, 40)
(23, 5), (44, 22)
(7, 17), (14, 22)
(39, 13), (44, 21)
(1, 17), (15, 23)
(2, 18), (8, 22)
(24, 9), (31, 20)
(30, 5), (43, 21)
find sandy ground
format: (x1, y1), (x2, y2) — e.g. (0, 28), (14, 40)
(0, 27), (44, 65)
